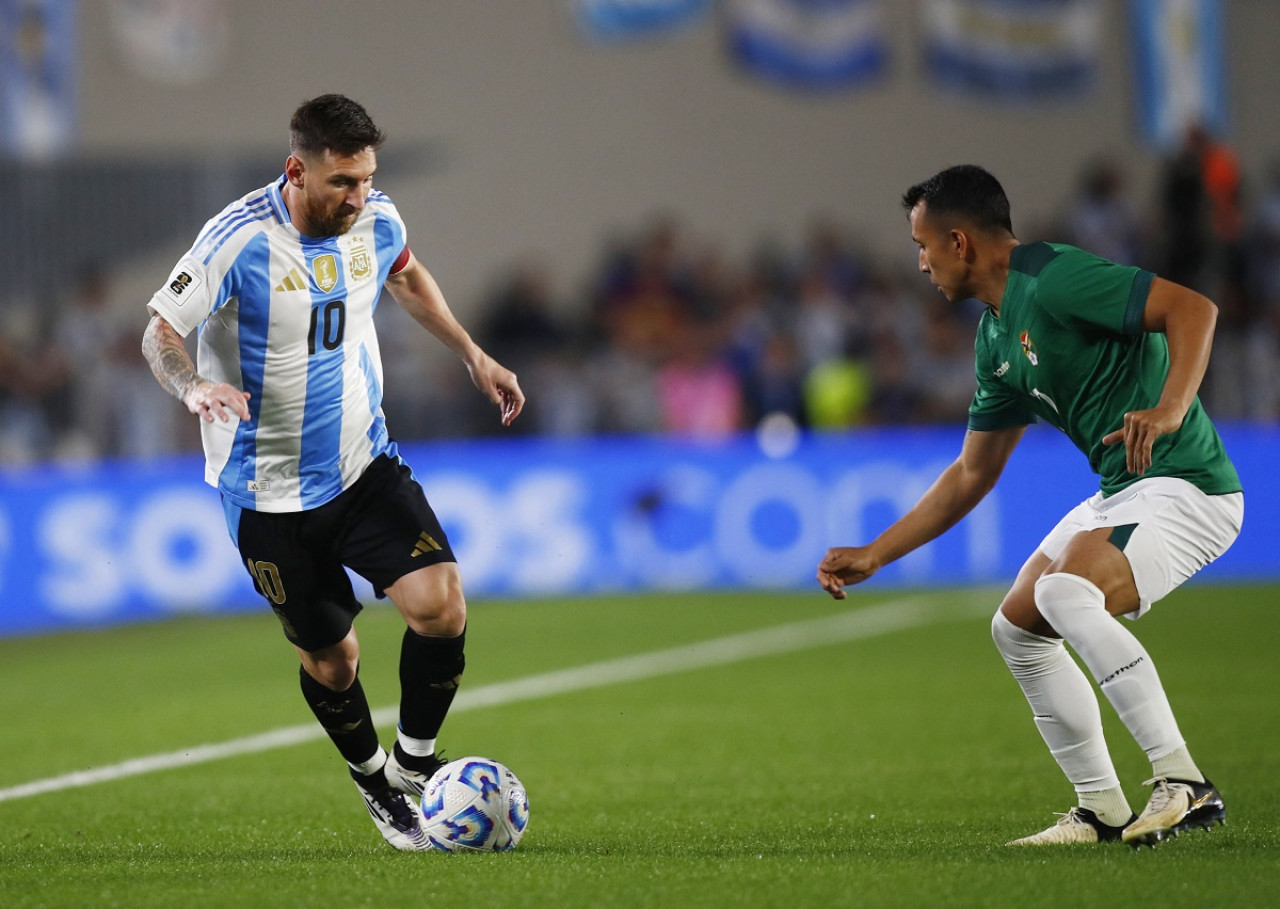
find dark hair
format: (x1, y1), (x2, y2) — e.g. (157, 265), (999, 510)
(902, 165), (1013, 234)
(289, 94), (385, 158)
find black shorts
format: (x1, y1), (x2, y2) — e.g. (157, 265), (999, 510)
(229, 454), (456, 652)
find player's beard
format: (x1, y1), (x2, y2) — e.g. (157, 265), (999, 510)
(302, 200), (360, 237)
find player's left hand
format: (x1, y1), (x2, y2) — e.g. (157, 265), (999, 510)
(817, 546), (882, 600)
(468, 354), (525, 427)
(1101, 405), (1184, 476)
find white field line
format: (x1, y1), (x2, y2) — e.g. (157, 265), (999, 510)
(0, 595), (988, 804)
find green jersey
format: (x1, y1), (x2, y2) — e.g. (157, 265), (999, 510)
(967, 242), (1241, 497)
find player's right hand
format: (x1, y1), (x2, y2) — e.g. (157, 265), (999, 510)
(467, 353), (525, 427)
(817, 546), (881, 600)
(184, 381), (251, 423)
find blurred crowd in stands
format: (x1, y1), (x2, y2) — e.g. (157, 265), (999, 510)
(3, 130), (1280, 465)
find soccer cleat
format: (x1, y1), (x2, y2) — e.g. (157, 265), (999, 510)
(1006, 807), (1134, 846)
(383, 745), (447, 799)
(1122, 777), (1226, 848)
(352, 768), (430, 851)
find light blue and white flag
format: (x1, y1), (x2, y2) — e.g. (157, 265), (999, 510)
(920, 0), (1102, 101)
(0, 0), (78, 161)
(573, 0), (712, 41)
(1129, 0), (1227, 150)
(724, 0), (888, 91)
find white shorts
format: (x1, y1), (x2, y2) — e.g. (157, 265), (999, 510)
(1038, 476), (1244, 619)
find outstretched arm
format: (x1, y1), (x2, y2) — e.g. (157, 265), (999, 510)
(1101, 277), (1217, 476)
(385, 252), (525, 427)
(141, 313), (250, 423)
(817, 425), (1025, 599)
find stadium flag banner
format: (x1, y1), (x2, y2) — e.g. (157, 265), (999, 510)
(1129, 0), (1227, 150)
(0, 426), (1275, 637)
(723, 0), (889, 91)
(919, 0), (1102, 101)
(573, 0), (712, 41)
(0, 0), (77, 161)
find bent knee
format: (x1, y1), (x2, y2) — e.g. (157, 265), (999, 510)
(1033, 571), (1106, 629)
(391, 564), (467, 636)
(997, 588), (1056, 638)
(301, 653), (359, 691)
(299, 632), (360, 690)
(411, 602), (466, 637)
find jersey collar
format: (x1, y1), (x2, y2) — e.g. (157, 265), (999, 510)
(267, 175), (295, 233)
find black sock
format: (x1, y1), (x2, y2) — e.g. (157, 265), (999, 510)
(399, 626), (465, 742)
(299, 665), (381, 768)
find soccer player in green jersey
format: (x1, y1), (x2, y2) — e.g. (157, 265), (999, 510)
(817, 165), (1244, 848)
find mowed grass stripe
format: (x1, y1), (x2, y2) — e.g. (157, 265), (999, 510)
(0, 594), (984, 805)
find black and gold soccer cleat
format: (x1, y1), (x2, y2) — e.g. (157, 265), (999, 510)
(1122, 777), (1226, 848)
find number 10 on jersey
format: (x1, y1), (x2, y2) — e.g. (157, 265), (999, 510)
(308, 300), (346, 354)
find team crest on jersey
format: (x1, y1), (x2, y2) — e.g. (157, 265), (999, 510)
(1019, 331), (1039, 366)
(312, 254), (339, 293)
(348, 238), (372, 283)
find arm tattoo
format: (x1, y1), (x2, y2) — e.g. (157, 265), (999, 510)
(142, 314), (202, 402)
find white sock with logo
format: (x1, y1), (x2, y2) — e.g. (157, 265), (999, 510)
(991, 611), (1131, 823)
(1034, 572), (1199, 780)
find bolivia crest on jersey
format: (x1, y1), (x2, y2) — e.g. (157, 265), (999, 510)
(1019, 330), (1038, 366)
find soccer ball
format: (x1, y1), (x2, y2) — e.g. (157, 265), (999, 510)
(418, 756), (529, 852)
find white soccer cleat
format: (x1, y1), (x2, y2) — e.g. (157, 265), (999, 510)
(383, 747), (446, 799)
(352, 772), (430, 851)
(1006, 807), (1131, 846)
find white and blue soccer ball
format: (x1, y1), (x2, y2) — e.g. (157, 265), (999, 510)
(418, 756), (529, 852)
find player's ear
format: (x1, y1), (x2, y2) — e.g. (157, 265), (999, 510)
(285, 154), (306, 187)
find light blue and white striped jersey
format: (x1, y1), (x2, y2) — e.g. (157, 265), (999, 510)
(148, 175), (410, 513)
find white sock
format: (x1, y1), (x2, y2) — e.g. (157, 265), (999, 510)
(1034, 573), (1190, 766)
(991, 610), (1127, 815)
(1152, 746), (1204, 783)
(349, 747), (388, 778)
(1078, 787), (1135, 826)
(397, 728), (436, 759)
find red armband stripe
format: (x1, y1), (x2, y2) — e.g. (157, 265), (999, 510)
(390, 245), (411, 275)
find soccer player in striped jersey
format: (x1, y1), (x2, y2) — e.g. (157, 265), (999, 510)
(817, 165), (1243, 849)
(142, 94), (524, 851)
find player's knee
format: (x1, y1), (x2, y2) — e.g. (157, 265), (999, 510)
(991, 608), (1063, 674)
(403, 587), (466, 636)
(1034, 571), (1106, 632)
(990, 609), (1012, 650)
(299, 634), (360, 691)
(304, 655), (358, 691)
(991, 609), (1030, 658)
(393, 564), (466, 636)
(409, 603), (465, 637)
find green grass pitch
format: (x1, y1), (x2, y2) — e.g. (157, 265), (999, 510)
(1, 583), (1278, 907)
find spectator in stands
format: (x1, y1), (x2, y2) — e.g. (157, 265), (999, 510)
(655, 322), (743, 437)
(0, 304), (63, 463)
(1157, 127), (1212, 290)
(53, 266), (179, 460)
(477, 258), (571, 435)
(741, 330), (806, 430)
(1066, 157), (1143, 266)
(910, 296), (978, 423)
